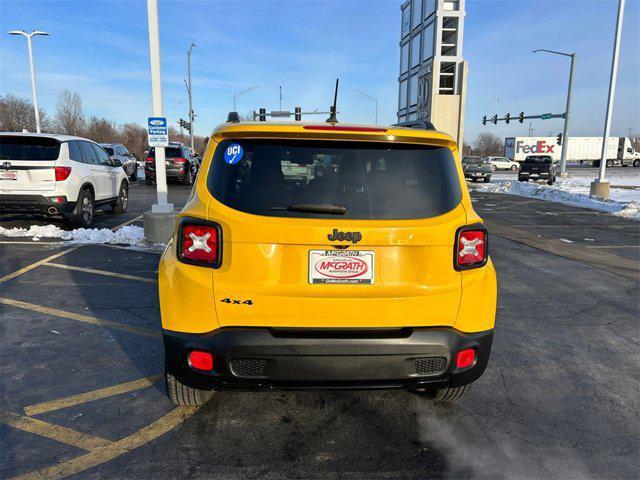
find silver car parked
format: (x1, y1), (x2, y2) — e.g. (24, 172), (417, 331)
(100, 143), (138, 181)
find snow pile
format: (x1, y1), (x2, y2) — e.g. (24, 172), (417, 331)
(473, 180), (640, 219)
(0, 224), (149, 245)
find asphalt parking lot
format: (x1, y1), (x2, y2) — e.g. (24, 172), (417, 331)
(1, 181), (638, 479)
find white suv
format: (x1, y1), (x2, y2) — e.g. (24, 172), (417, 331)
(0, 133), (129, 227)
(482, 156), (520, 171)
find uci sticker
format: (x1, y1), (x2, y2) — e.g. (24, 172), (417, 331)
(224, 144), (243, 164)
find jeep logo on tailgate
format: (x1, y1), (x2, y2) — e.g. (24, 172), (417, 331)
(327, 229), (362, 243)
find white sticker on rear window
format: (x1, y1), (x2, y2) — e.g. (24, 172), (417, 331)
(224, 144), (243, 164)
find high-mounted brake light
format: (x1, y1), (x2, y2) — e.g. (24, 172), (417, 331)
(454, 226), (488, 270)
(189, 350), (214, 371)
(177, 219), (222, 268)
(456, 348), (476, 369)
(145, 157), (154, 163)
(54, 166), (72, 181)
(302, 125), (388, 133)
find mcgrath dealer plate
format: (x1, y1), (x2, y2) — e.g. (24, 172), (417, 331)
(309, 250), (374, 284)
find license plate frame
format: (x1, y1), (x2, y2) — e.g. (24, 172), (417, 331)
(308, 250), (375, 285)
(0, 170), (18, 181)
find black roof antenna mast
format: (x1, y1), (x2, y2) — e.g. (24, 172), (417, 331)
(326, 78), (339, 123)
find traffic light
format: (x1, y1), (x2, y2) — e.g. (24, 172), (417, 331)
(294, 106), (302, 121)
(505, 113), (510, 124)
(178, 118), (191, 132)
(519, 112), (525, 123)
(556, 133), (563, 146)
(492, 115), (498, 125)
(482, 115), (487, 125)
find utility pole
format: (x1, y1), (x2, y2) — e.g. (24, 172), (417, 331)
(178, 100), (184, 142)
(533, 48), (576, 177)
(591, 0), (625, 199)
(279, 86), (283, 111)
(494, 96), (499, 116)
(233, 85), (259, 112)
(8, 30), (49, 133)
(187, 43), (195, 152)
(146, 0), (172, 213)
(528, 123), (534, 137)
(355, 90), (379, 125)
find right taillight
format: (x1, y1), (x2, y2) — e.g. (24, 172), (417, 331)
(177, 219), (222, 268)
(454, 226), (488, 270)
(54, 166), (72, 181)
(145, 157), (154, 163)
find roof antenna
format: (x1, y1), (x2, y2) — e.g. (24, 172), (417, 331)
(326, 78), (339, 123)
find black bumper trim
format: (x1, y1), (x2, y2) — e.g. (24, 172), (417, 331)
(163, 327), (493, 391)
(0, 194), (76, 215)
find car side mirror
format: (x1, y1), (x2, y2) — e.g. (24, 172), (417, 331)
(112, 159), (122, 167)
(627, 148), (633, 153)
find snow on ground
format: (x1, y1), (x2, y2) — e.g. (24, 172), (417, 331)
(473, 177), (640, 220)
(0, 224), (155, 246)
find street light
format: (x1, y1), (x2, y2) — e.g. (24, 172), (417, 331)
(233, 86), (259, 112)
(8, 30), (49, 133)
(533, 48), (576, 176)
(355, 90), (378, 125)
(187, 43), (195, 152)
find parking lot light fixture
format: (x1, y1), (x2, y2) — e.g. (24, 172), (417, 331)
(355, 90), (378, 125)
(533, 48), (576, 177)
(8, 30), (49, 133)
(233, 86), (259, 112)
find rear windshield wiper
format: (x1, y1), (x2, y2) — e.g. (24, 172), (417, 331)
(269, 204), (348, 215)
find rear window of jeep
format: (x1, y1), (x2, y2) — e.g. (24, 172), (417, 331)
(207, 139), (462, 220)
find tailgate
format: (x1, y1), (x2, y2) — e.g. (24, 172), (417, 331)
(0, 135), (60, 192)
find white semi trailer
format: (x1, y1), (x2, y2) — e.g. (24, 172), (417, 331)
(505, 137), (640, 167)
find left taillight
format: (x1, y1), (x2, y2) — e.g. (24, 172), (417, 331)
(177, 219), (222, 268)
(454, 225), (488, 270)
(54, 166), (72, 181)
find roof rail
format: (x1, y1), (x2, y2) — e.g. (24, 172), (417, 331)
(392, 120), (436, 131)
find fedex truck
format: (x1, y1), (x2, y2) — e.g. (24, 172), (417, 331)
(505, 137), (640, 167)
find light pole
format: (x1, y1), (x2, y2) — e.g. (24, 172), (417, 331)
(8, 30), (49, 133)
(494, 96), (499, 117)
(355, 90), (378, 125)
(591, 0), (626, 199)
(146, 0), (172, 214)
(533, 48), (576, 177)
(186, 43), (195, 152)
(233, 86), (259, 112)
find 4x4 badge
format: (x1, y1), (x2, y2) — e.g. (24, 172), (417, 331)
(327, 229), (362, 244)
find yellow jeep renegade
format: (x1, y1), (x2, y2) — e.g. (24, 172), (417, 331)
(159, 120), (497, 405)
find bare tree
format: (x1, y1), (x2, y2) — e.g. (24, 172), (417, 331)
(84, 116), (119, 143)
(238, 110), (254, 122)
(630, 135), (640, 152)
(0, 93), (50, 132)
(119, 122), (148, 160)
(54, 90), (85, 135)
(472, 132), (503, 157)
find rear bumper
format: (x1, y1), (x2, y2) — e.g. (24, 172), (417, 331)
(465, 171), (491, 178)
(519, 171), (551, 178)
(164, 327), (493, 390)
(0, 194), (76, 215)
(144, 168), (187, 180)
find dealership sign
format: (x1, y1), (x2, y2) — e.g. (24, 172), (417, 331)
(147, 117), (169, 147)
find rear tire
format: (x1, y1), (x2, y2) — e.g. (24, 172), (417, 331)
(633, 159), (640, 167)
(483, 177), (490, 183)
(145, 177), (153, 186)
(606, 159), (614, 168)
(129, 167), (138, 182)
(70, 188), (94, 228)
(182, 165), (195, 186)
(165, 371), (214, 406)
(547, 176), (555, 186)
(111, 182), (128, 213)
(419, 385), (468, 404)
(490, 164), (496, 171)
(510, 164), (518, 171)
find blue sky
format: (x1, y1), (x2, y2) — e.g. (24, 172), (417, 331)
(1, 0), (638, 142)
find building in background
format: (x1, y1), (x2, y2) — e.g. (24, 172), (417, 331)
(397, 0), (467, 148)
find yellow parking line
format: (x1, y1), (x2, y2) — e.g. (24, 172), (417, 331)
(0, 297), (161, 339)
(43, 262), (157, 284)
(23, 375), (163, 417)
(0, 409), (112, 452)
(0, 246), (81, 284)
(13, 406), (198, 480)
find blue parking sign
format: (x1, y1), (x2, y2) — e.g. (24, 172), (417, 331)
(148, 117), (169, 147)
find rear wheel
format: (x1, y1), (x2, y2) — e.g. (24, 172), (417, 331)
(145, 177), (153, 186)
(483, 177), (490, 183)
(111, 182), (128, 213)
(547, 176), (556, 186)
(70, 188), (94, 228)
(182, 165), (195, 185)
(510, 164), (518, 171)
(418, 385), (468, 404)
(606, 159), (614, 168)
(129, 166), (138, 182)
(165, 371), (214, 406)
(490, 164), (496, 171)
(633, 159), (640, 167)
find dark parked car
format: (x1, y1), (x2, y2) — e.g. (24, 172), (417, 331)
(518, 155), (557, 185)
(462, 156), (492, 183)
(145, 143), (198, 186)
